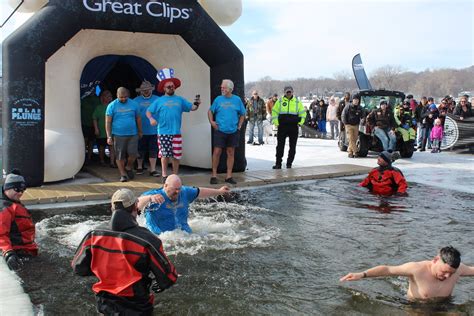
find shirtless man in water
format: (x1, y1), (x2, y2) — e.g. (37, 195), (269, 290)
(340, 246), (474, 300)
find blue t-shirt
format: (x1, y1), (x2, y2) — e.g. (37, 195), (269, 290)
(134, 95), (159, 135)
(105, 98), (140, 136)
(142, 186), (200, 234)
(147, 95), (192, 135)
(210, 95), (246, 134)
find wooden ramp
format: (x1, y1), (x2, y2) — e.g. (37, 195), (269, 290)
(21, 164), (371, 206)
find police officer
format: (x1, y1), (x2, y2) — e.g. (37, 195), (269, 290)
(341, 93), (364, 158)
(271, 86), (306, 169)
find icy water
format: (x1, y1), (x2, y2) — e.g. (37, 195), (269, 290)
(19, 178), (474, 315)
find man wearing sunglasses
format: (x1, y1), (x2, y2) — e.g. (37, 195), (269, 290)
(271, 86), (306, 169)
(0, 169), (38, 271)
(147, 68), (200, 183)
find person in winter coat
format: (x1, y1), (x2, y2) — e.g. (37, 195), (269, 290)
(245, 90), (267, 145)
(419, 99), (439, 151)
(341, 93), (364, 158)
(72, 188), (178, 315)
(414, 97), (428, 149)
(312, 99), (328, 138)
(367, 100), (397, 152)
(430, 118), (443, 153)
(454, 96), (472, 120)
(0, 170), (38, 271)
(359, 151), (408, 196)
(326, 96), (340, 139)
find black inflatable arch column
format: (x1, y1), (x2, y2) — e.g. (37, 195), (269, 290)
(2, 0), (245, 186)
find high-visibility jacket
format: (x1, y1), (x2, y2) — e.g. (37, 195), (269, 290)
(271, 96), (306, 126)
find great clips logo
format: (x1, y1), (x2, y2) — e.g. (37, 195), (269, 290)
(83, 0), (192, 23)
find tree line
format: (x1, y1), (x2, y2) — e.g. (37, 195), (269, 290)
(244, 65), (474, 100)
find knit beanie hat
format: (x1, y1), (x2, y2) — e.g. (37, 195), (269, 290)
(379, 151), (392, 165)
(3, 169), (26, 191)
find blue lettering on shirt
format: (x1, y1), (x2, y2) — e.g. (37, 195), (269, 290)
(105, 98), (140, 136)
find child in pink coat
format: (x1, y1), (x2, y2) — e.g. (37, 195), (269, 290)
(430, 118), (443, 153)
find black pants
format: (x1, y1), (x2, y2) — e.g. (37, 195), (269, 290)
(96, 293), (153, 316)
(275, 124), (299, 165)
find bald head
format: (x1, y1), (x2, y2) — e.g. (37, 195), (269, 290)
(164, 174), (182, 201)
(117, 87), (129, 103)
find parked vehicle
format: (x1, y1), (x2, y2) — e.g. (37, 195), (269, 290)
(338, 89), (416, 157)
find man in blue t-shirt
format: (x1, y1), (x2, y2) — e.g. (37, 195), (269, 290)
(106, 87), (142, 182)
(137, 175), (230, 234)
(146, 74), (200, 182)
(134, 81), (160, 177)
(207, 79), (246, 185)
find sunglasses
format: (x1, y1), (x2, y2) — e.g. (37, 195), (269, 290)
(165, 85), (175, 89)
(14, 187), (26, 193)
(286, 91), (293, 94)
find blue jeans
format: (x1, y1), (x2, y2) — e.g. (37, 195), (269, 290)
(317, 120), (327, 136)
(422, 127), (432, 148)
(247, 119), (264, 143)
(374, 127), (396, 151)
(416, 122), (423, 147)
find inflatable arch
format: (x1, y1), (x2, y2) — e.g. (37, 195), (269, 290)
(2, 0), (245, 186)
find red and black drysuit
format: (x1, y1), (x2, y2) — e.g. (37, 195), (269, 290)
(72, 209), (178, 315)
(0, 193), (38, 257)
(359, 166), (408, 196)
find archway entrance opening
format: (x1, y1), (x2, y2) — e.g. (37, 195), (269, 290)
(80, 55), (158, 99)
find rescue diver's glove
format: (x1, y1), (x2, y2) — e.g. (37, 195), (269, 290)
(412, 119), (417, 126)
(402, 124), (410, 129)
(4, 252), (22, 271)
(151, 282), (164, 293)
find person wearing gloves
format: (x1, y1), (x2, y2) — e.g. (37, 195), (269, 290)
(0, 169), (38, 271)
(72, 188), (177, 315)
(271, 86), (307, 169)
(359, 151), (408, 196)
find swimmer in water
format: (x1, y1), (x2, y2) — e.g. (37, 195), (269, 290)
(137, 174), (230, 234)
(340, 246), (474, 300)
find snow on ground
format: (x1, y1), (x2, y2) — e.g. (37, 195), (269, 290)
(0, 261), (33, 315)
(245, 137), (474, 194)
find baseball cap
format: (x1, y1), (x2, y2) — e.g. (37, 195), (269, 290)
(111, 188), (137, 209)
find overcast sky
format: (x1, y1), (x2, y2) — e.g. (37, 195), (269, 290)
(1, 0), (473, 82)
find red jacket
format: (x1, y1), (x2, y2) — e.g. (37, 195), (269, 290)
(359, 166), (407, 195)
(72, 209), (177, 305)
(0, 196), (38, 256)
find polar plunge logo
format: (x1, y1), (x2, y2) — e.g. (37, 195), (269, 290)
(83, 0), (192, 23)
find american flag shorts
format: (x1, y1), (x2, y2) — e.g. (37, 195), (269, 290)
(158, 134), (182, 159)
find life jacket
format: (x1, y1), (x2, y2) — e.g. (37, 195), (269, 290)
(359, 166), (408, 195)
(0, 195), (38, 256)
(72, 209), (177, 303)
